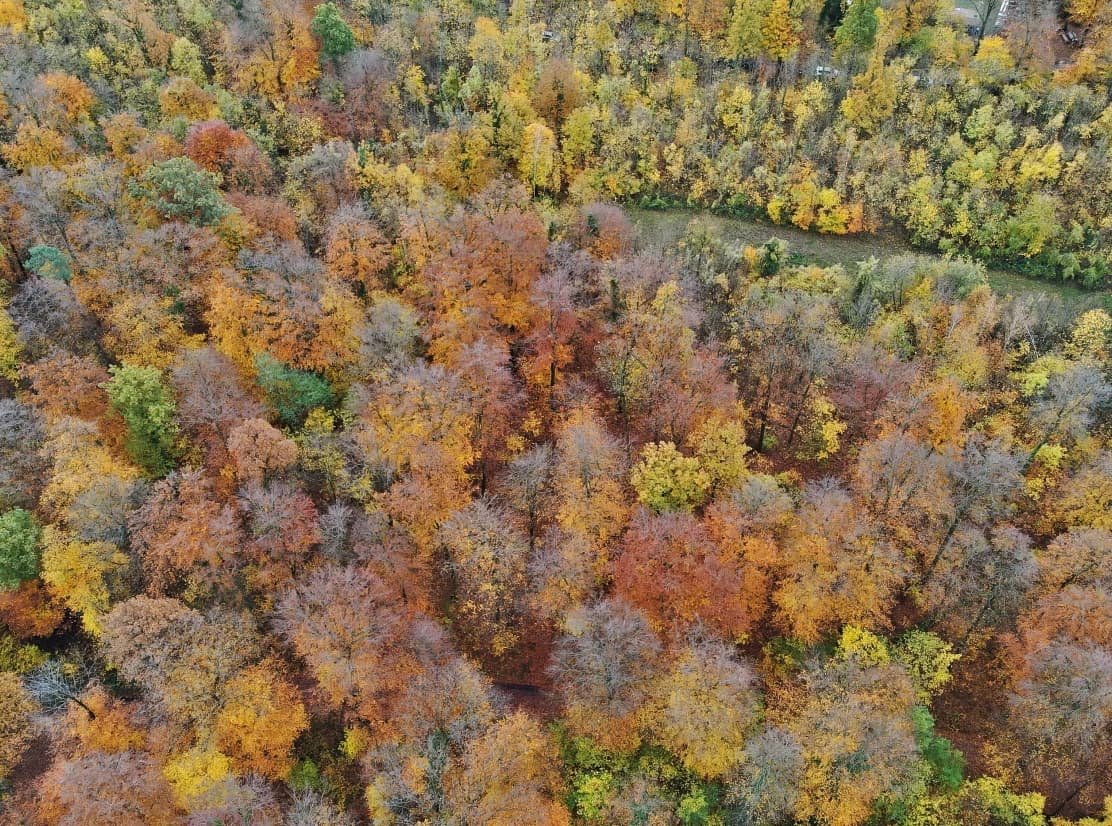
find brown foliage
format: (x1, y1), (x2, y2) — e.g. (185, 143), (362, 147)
(613, 508), (767, 640)
(0, 580), (65, 639)
(36, 751), (183, 825)
(0, 671), (35, 780)
(227, 418), (298, 485)
(184, 120), (272, 193)
(129, 469), (243, 595)
(273, 564), (448, 727)
(239, 479), (320, 591)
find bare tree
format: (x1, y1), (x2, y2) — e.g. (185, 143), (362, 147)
(25, 658), (96, 719)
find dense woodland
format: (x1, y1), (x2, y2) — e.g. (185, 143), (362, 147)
(0, 0), (1112, 822)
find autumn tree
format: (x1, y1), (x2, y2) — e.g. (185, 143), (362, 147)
(533, 59), (584, 127)
(238, 479), (321, 591)
(526, 526), (597, 622)
(921, 525), (1037, 645)
(1006, 579), (1112, 804)
(919, 434), (1023, 584)
(184, 121), (272, 194)
(549, 599), (663, 750)
(128, 468), (243, 596)
(350, 362), (475, 549)
(442, 712), (570, 826)
(451, 339), (525, 491)
(568, 206), (634, 261)
(783, 656), (920, 826)
(23, 351), (110, 425)
(613, 508), (766, 640)
(598, 279), (735, 448)
(550, 405), (629, 550)
(206, 256), (358, 379)
(7, 276), (95, 360)
(724, 0), (770, 61)
(284, 141), (361, 221)
(646, 636), (760, 778)
(0, 671), (35, 782)
(519, 123), (560, 196)
(56, 684), (144, 755)
(101, 597), (260, 729)
(40, 525), (132, 635)
(273, 564), (447, 724)
(439, 500), (529, 659)
(760, 0), (800, 67)
(774, 481), (908, 643)
(36, 751), (183, 826)
(1034, 528), (1112, 596)
(0, 580), (65, 639)
(501, 444), (554, 548)
(629, 441), (711, 513)
(1046, 453), (1112, 531)
(226, 418), (298, 485)
(406, 185), (547, 360)
(723, 727), (804, 824)
(727, 287), (841, 454)
(323, 204), (392, 295)
(0, 400), (47, 510)
(213, 659), (308, 779)
(1023, 362), (1111, 471)
(363, 658), (499, 823)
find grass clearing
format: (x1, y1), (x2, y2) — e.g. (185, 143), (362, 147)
(629, 207), (1105, 306)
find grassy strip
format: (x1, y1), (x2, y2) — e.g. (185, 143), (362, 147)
(628, 207), (1106, 306)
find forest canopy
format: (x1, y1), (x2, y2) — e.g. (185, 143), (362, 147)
(0, 0), (1111, 823)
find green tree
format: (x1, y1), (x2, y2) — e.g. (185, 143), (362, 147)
(0, 508), (41, 591)
(254, 353), (335, 429)
(103, 365), (180, 475)
(723, 0), (769, 60)
(311, 3), (356, 63)
(23, 245), (72, 283)
(169, 36), (205, 83)
(833, 0), (879, 63)
(133, 157), (232, 226)
(630, 442), (711, 513)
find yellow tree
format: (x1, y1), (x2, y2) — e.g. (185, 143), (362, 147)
(552, 406), (629, 555)
(784, 657), (919, 826)
(444, 712), (570, 826)
(760, 0), (799, 64)
(774, 483), (909, 643)
(724, 0), (769, 60)
(40, 526), (130, 635)
(519, 121), (560, 196)
(629, 441), (711, 513)
(0, 299), (20, 381)
(646, 638), (760, 778)
(0, 671), (35, 782)
(214, 660), (308, 779)
(840, 10), (903, 135)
